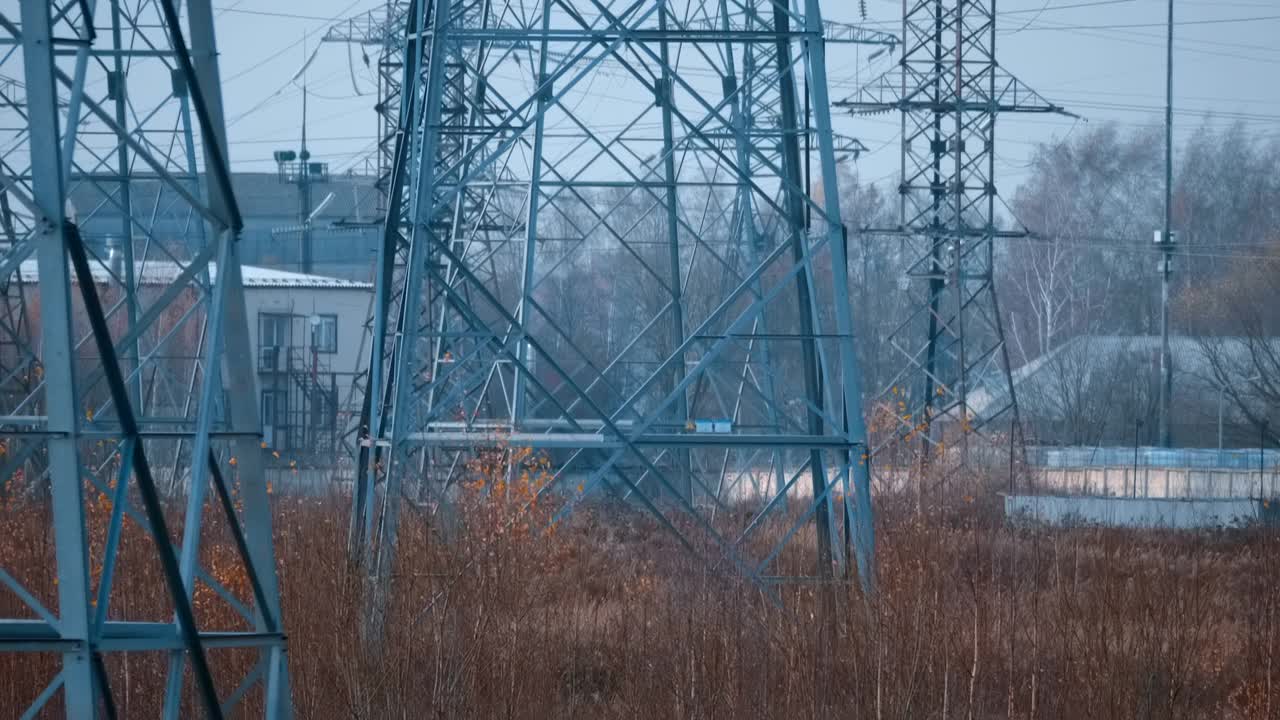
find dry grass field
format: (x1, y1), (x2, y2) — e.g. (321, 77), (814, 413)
(2, 469), (1278, 718)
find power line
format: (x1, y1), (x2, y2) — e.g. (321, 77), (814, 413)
(228, 134), (375, 146)
(220, 0), (371, 84)
(1011, 234), (1280, 263)
(1002, 0), (1139, 13)
(228, 64), (346, 128)
(1038, 86), (1280, 108)
(1000, 14), (1280, 66)
(1004, 13), (1280, 32)
(1051, 98), (1280, 123)
(219, 8), (351, 21)
(860, 4), (1280, 61)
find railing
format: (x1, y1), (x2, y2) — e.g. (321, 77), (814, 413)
(258, 346), (333, 376)
(1028, 446), (1280, 471)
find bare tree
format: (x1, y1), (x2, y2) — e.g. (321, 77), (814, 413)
(1004, 123), (1164, 365)
(1184, 250), (1280, 444)
(1017, 336), (1158, 446)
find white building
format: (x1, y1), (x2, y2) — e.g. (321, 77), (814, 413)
(238, 266), (372, 455)
(15, 260), (372, 462)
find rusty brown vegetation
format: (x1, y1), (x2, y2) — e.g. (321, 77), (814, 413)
(2, 465), (1278, 718)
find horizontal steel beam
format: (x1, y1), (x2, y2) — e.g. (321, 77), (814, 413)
(0, 620), (284, 652)
(410, 29), (824, 42)
(405, 430), (854, 449)
(328, 10), (896, 46)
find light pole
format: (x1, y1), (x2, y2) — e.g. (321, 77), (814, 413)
(1133, 418), (1143, 497)
(1261, 420), (1269, 500)
(1218, 383), (1225, 451)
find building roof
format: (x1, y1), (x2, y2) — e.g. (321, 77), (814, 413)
(17, 259), (373, 290)
(968, 334), (1275, 418)
(1011, 335), (1242, 384)
(236, 265), (374, 289)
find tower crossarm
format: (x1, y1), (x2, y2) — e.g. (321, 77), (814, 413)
(325, 6), (900, 47)
(836, 66), (1073, 116)
(322, 5), (406, 45)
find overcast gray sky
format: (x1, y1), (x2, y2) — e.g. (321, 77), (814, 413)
(212, 0), (1280, 197)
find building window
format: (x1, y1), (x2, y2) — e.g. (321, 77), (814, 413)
(258, 313), (292, 371)
(310, 314), (338, 354)
(261, 388), (288, 449)
(259, 313), (291, 348)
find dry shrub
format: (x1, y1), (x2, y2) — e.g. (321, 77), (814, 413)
(2, 463), (1279, 718)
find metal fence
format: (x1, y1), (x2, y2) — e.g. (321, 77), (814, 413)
(1028, 446), (1280, 470)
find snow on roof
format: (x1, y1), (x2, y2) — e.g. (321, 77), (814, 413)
(17, 259), (372, 290)
(236, 265), (373, 289)
(967, 334), (1279, 418)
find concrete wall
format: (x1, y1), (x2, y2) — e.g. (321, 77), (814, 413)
(1004, 494), (1275, 529)
(1037, 466), (1280, 499)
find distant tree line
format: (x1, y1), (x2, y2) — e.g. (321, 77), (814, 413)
(840, 121), (1280, 447)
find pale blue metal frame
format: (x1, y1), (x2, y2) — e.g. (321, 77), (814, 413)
(0, 1), (290, 716)
(349, 0), (890, 619)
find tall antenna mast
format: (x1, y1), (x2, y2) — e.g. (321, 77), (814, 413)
(302, 33), (309, 166)
(300, 35), (313, 273)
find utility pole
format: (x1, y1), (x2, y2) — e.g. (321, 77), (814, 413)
(1157, 0), (1175, 448)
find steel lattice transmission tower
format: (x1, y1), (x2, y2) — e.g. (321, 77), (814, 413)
(341, 0), (898, 610)
(837, 0), (1069, 473)
(0, 2), (288, 717)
